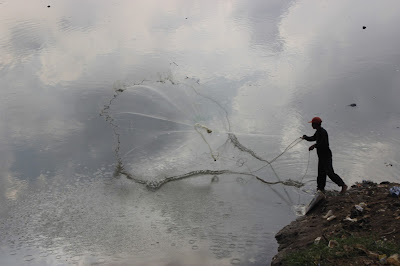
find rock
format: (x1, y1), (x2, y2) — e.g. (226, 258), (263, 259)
(363, 26), (367, 29)
(387, 254), (400, 266)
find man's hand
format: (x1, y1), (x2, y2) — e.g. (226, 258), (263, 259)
(309, 144), (315, 151)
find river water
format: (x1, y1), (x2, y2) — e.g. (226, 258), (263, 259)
(1, 0), (400, 265)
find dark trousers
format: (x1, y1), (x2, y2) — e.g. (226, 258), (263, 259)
(317, 156), (345, 190)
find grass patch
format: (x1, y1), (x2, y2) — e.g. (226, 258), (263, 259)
(282, 235), (400, 266)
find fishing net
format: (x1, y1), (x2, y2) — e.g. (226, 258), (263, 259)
(101, 74), (307, 190)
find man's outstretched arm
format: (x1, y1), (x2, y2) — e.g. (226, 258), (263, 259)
(302, 133), (317, 151)
(302, 133), (316, 141)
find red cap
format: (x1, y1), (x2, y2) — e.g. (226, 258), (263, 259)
(308, 117), (322, 124)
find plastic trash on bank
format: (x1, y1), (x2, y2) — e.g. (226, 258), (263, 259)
(389, 186), (400, 197)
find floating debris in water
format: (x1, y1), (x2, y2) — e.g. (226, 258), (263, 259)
(348, 103), (357, 107)
(363, 26), (366, 29)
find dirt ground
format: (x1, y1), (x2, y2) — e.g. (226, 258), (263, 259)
(271, 181), (400, 265)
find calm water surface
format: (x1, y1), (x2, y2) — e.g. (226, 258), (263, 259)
(1, 0), (400, 265)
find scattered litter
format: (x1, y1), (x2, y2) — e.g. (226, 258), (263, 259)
(326, 215), (336, 221)
(387, 254), (400, 265)
(355, 205), (364, 212)
(358, 202), (367, 208)
(328, 240), (339, 248)
(322, 210), (333, 219)
(350, 205), (364, 218)
(389, 186), (400, 197)
(379, 254), (387, 264)
(314, 237), (321, 245)
(344, 216), (357, 222)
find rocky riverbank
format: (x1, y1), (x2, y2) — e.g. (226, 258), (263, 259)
(271, 181), (400, 265)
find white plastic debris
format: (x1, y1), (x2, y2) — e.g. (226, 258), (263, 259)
(355, 205), (364, 212)
(327, 215), (336, 221)
(322, 210), (333, 219)
(359, 202), (367, 208)
(344, 216), (358, 222)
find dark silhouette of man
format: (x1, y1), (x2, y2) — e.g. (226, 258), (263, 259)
(302, 117), (347, 194)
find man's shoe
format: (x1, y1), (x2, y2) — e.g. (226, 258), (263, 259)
(340, 184), (348, 194)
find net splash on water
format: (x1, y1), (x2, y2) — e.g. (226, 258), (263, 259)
(101, 75), (308, 190)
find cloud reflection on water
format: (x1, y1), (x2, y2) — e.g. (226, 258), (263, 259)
(1, 0), (400, 264)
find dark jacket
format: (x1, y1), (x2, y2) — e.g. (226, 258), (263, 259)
(304, 127), (332, 158)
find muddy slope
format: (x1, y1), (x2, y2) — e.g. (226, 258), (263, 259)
(271, 182), (400, 265)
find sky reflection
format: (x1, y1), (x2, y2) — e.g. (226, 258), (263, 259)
(1, 0), (400, 264)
